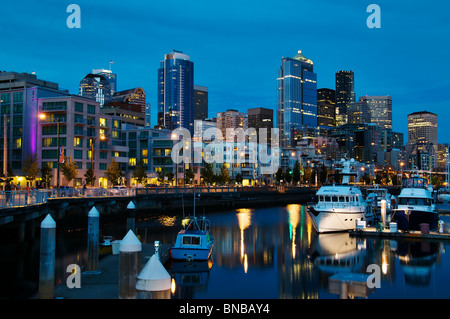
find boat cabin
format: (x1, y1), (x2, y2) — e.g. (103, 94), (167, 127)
(317, 194), (364, 207)
(402, 176), (428, 189)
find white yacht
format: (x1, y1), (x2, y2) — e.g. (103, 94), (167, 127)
(391, 173), (439, 231)
(308, 159), (371, 233)
(366, 185), (392, 212)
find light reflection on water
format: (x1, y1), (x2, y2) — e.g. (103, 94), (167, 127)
(2, 205), (450, 299)
(169, 205), (450, 299)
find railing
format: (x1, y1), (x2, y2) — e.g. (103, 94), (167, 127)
(0, 185), (316, 209)
(0, 190), (48, 209)
(135, 185), (314, 196)
(47, 188), (137, 199)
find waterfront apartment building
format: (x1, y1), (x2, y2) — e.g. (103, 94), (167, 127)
(277, 50), (317, 147)
(38, 95), (126, 187)
(0, 72), (69, 181)
(317, 88), (336, 128)
(157, 51), (194, 133)
(335, 70), (355, 126)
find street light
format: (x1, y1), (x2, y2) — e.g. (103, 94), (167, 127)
(39, 113), (62, 188)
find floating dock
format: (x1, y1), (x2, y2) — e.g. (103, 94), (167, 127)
(350, 227), (450, 241)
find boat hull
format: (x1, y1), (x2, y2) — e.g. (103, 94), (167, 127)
(171, 245), (213, 261)
(391, 209), (439, 231)
(308, 206), (366, 233)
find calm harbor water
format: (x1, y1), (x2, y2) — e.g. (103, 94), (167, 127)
(2, 204), (450, 299)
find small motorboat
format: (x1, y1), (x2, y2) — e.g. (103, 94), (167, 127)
(171, 215), (214, 261)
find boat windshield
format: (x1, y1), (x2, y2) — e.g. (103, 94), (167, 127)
(182, 236), (201, 245)
(402, 177), (428, 189)
(398, 197), (432, 206)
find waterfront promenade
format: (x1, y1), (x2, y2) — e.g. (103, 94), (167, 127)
(0, 185), (317, 226)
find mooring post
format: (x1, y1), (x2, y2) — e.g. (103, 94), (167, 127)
(87, 206), (100, 272)
(38, 214), (56, 299)
(126, 201), (136, 233)
(136, 241), (171, 299)
(119, 230), (142, 299)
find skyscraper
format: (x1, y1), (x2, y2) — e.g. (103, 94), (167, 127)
(335, 70), (355, 126)
(406, 111), (438, 169)
(248, 107), (274, 143)
(216, 109), (248, 140)
(157, 51), (194, 133)
(79, 73), (111, 107)
(317, 88), (336, 128)
(92, 68), (117, 95)
(194, 85), (208, 121)
(277, 50), (317, 147)
(348, 95), (392, 130)
(407, 111), (437, 145)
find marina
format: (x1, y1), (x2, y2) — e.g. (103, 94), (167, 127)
(2, 199), (450, 299)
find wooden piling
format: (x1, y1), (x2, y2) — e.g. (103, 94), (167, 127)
(38, 214), (56, 299)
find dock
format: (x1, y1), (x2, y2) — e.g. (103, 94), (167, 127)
(350, 227), (450, 241)
(52, 243), (172, 299)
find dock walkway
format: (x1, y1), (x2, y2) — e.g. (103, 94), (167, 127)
(350, 227), (450, 241)
(53, 243), (171, 299)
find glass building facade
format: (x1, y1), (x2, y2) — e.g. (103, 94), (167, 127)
(79, 73), (111, 107)
(335, 70), (355, 126)
(157, 51), (194, 134)
(277, 50), (317, 147)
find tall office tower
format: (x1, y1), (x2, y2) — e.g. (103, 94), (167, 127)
(335, 70), (355, 126)
(157, 51), (194, 133)
(248, 107), (274, 143)
(317, 88), (336, 128)
(406, 111), (438, 169)
(79, 73), (111, 107)
(92, 68), (117, 95)
(216, 109), (248, 140)
(348, 96), (392, 130)
(194, 85), (208, 121)
(277, 50), (317, 147)
(408, 111), (437, 145)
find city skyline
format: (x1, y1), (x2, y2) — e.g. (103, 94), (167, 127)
(1, 0), (449, 142)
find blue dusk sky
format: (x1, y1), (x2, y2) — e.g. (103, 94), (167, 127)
(1, 0), (449, 142)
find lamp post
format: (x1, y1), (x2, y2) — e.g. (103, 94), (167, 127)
(39, 113), (61, 188)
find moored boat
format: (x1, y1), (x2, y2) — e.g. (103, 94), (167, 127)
(171, 215), (214, 261)
(307, 158), (372, 233)
(391, 172), (439, 231)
